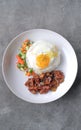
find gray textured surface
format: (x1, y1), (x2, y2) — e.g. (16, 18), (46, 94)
(0, 0), (81, 130)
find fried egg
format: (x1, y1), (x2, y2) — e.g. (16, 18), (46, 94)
(26, 40), (60, 74)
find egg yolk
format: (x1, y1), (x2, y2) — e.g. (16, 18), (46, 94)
(36, 54), (50, 69)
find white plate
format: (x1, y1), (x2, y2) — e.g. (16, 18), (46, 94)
(2, 29), (78, 103)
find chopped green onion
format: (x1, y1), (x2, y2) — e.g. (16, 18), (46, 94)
(19, 51), (24, 56)
(20, 64), (24, 68)
(18, 53), (22, 57)
(30, 41), (33, 44)
(18, 52), (26, 59)
(26, 46), (30, 50)
(28, 68), (33, 73)
(17, 63), (21, 68)
(20, 68), (24, 71)
(21, 54), (26, 59)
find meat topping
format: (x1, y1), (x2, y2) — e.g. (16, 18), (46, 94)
(25, 70), (64, 94)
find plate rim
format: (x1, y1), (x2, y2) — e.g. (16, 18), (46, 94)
(2, 29), (78, 103)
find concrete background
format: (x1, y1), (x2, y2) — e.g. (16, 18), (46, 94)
(0, 0), (81, 130)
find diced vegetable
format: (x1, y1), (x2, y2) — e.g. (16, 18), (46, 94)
(26, 46), (30, 51)
(20, 68), (24, 71)
(18, 52), (26, 59)
(30, 41), (33, 44)
(28, 68), (33, 73)
(16, 55), (24, 64)
(26, 72), (31, 76)
(16, 55), (21, 60)
(21, 54), (26, 59)
(17, 63), (21, 68)
(16, 39), (34, 75)
(18, 53), (22, 57)
(24, 39), (30, 43)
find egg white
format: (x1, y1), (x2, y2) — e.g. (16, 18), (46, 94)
(26, 40), (60, 74)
